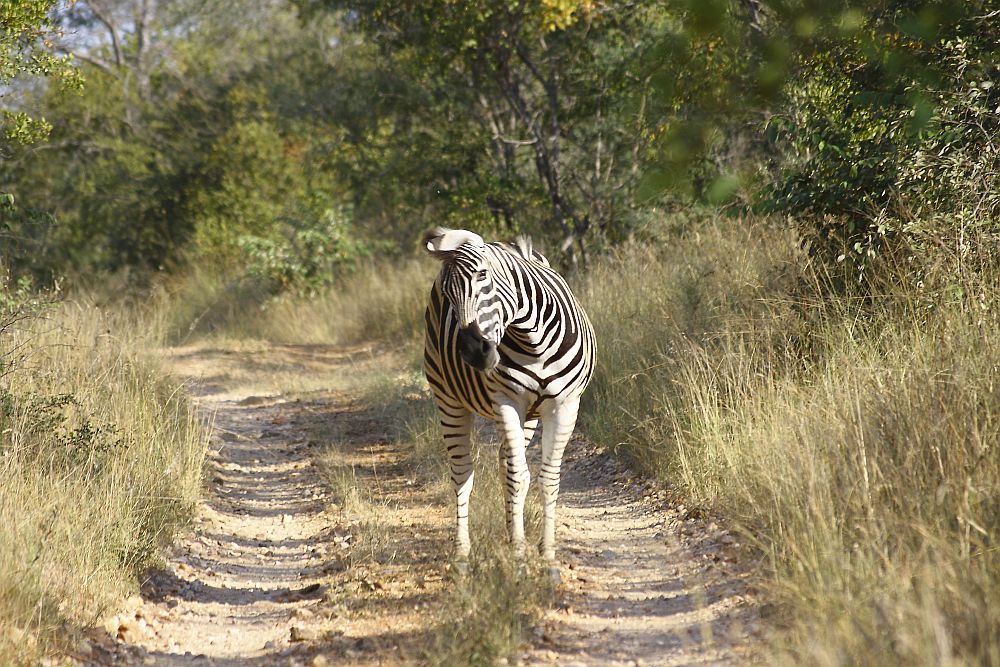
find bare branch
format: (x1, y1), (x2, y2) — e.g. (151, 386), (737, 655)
(85, 0), (124, 68)
(58, 48), (118, 75)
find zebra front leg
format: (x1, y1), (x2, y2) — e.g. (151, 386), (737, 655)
(495, 402), (529, 557)
(439, 404), (474, 569)
(502, 417), (538, 541)
(539, 396), (580, 583)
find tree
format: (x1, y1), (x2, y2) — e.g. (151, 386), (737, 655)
(301, 0), (663, 265)
(0, 1), (80, 153)
(1, 0), (82, 285)
(2, 1), (357, 276)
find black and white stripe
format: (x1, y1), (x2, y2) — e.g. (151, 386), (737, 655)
(422, 227), (596, 577)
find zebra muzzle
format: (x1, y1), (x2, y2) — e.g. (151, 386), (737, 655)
(456, 325), (500, 371)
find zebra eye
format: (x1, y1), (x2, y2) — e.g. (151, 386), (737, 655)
(476, 270), (488, 281)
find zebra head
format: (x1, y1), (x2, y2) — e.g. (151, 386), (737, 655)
(424, 227), (502, 372)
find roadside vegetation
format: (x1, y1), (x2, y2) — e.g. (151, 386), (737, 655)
(0, 296), (208, 665)
(581, 217), (1000, 665)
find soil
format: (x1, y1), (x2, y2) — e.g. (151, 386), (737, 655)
(80, 343), (756, 666)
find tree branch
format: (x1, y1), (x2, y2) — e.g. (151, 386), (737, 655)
(58, 48), (118, 75)
(85, 0), (124, 68)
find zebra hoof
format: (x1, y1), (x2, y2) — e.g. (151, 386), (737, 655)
(451, 559), (470, 578)
(546, 565), (562, 585)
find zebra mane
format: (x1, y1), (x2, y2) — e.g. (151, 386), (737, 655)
(499, 235), (551, 268)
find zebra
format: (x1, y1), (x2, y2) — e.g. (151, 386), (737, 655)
(422, 227), (596, 580)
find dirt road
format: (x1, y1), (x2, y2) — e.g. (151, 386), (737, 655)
(85, 343), (754, 666)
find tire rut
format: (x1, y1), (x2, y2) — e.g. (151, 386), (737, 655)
(521, 443), (758, 666)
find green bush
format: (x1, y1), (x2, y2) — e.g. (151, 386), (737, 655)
(766, 14), (1000, 277)
(237, 207), (371, 296)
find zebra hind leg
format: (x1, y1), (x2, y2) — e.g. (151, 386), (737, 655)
(538, 397), (580, 584)
(438, 403), (474, 572)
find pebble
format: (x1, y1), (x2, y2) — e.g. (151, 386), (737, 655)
(75, 638), (93, 656)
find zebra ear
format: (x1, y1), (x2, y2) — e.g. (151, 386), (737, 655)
(423, 227), (485, 256)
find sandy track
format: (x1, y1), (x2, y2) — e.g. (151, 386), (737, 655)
(83, 343), (754, 666)
(522, 443), (757, 665)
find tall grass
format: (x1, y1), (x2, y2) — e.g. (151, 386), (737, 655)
(0, 299), (208, 664)
(580, 215), (1000, 665)
(155, 258), (433, 345)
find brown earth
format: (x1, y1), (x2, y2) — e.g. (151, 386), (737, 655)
(79, 343), (756, 666)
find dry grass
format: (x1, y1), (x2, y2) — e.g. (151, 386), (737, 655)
(0, 299), (208, 665)
(579, 215), (1000, 665)
(155, 258), (433, 346)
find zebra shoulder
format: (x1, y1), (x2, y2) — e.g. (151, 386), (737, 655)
(499, 235), (551, 268)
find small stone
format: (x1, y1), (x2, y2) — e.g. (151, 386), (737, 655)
(116, 618), (137, 641)
(102, 615), (120, 635)
(75, 638), (93, 656)
(310, 656), (330, 667)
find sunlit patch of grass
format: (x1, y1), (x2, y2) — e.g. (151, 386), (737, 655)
(156, 258), (433, 346)
(326, 361), (553, 664)
(0, 300), (208, 665)
(316, 450), (396, 566)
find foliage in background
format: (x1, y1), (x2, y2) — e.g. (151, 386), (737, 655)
(0, 0), (81, 151)
(763, 2), (1000, 270)
(299, 0), (669, 263)
(2, 2), (355, 281)
(3, 0), (997, 280)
